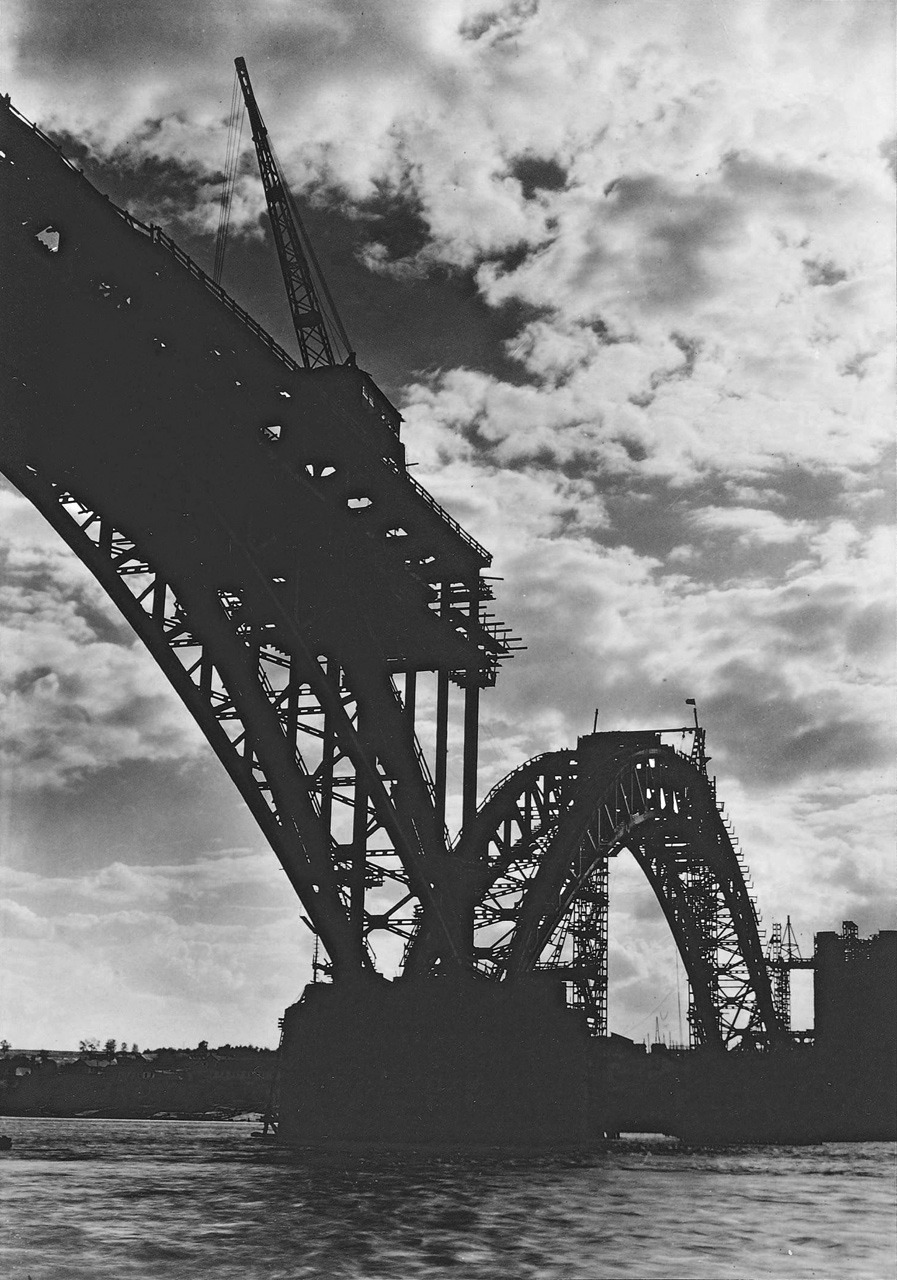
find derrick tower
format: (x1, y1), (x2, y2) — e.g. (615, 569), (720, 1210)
(0, 79), (783, 1058)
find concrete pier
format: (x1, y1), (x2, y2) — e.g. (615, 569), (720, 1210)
(277, 977), (592, 1148)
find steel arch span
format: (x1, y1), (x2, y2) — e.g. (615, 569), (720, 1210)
(457, 731), (785, 1050)
(3, 97), (781, 1053)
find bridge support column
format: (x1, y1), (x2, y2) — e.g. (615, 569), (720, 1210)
(350, 706), (368, 940)
(462, 682), (479, 834)
(277, 976), (592, 1147)
(403, 669), (417, 738)
(434, 670), (449, 831)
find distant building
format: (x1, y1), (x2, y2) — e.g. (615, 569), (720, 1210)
(814, 922), (897, 1054)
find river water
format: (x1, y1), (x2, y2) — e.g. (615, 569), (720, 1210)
(0, 1119), (894, 1279)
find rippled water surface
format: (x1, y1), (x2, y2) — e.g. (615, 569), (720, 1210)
(1, 1119), (894, 1278)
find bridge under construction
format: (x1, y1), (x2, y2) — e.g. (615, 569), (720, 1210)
(2, 72), (891, 1145)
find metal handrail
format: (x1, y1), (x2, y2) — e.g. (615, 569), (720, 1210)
(6, 95), (494, 574)
(129, 227), (492, 569)
(380, 457), (491, 564)
(119, 211), (305, 375)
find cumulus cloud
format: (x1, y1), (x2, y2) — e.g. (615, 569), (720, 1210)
(0, 850), (311, 1047)
(414, 440), (895, 976)
(0, 481), (204, 790)
(0, 897), (51, 940)
(689, 507), (811, 545)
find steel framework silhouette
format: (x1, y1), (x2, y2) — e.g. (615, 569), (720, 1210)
(1, 95), (783, 1047)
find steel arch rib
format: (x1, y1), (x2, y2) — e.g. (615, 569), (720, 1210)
(463, 738), (784, 1048)
(2, 456), (374, 977)
(2, 446), (473, 976)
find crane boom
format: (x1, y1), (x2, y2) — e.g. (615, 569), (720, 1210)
(235, 56), (353, 369)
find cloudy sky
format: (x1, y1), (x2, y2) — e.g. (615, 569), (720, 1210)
(1, 0), (894, 1050)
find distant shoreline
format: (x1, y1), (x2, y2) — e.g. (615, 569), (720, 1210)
(1, 1109), (266, 1122)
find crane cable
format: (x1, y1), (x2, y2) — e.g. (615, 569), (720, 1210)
(213, 68), (244, 285)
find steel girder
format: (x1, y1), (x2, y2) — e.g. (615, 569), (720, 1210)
(461, 734), (785, 1049)
(2, 98), (782, 1042)
(1, 98), (511, 981)
(2, 456), (454, 976)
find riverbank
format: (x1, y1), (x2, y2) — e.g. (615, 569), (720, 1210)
(0, 1045), (276, 1120)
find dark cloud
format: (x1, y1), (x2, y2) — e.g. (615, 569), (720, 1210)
(12, 0), (452, 123)
(840, 350), (877, 380)
(770, 594), (854, 653)
(845, 602), (895, 660)
(12, 1), (365, 83)
(11, 665), (54, 695)
(355, 186), (431, 262)
(601, 174), (742, 309)
(48, 126), (232, 235)
(822, 858), (897, 934)
(33, 121), (533, 396)
(6, 756), (261, 876)
(14, 1), (225, 73)
(71, 597), (133, 646)
(704, 662), (892, 787)
(803, 258), (847, 287)
(459, 0), (540, 45)
(749, 464), (864, 518)
(511, 155), (568, 199)
(721, 151), (844, 208)
(649, 331), (701, 389)
(490, 241), (541, 274)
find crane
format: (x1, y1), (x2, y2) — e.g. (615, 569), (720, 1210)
(767, 916), (814, 1032)
(234, 56), (354, 369)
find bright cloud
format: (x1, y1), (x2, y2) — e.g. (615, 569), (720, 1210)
(0, 483), (204, 790)
(0, 851), (312, 1047)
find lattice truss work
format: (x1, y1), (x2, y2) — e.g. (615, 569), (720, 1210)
(2, 97), (784, 1050)
(459, 734), (784, 1048)
(764, 918), (812, 1034)
(9, 464), (484, 976)
(767, 923), (792, 1029)
(0, 97), (514, 983)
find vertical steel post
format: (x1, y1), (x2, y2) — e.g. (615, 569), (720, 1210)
(404, 669), (417, 740)
(286, 657), (301, 752)
(461, 582), (480, 832)
(319, 662), (337, 836)
(350, 704), (367, 939)
(242, 634), (259, 764)
(152, 576), (166, 625)
(200, 651), (213, 702)
(462, 682), (479, 833)
(434, 670), (449, 833)
(433, 583), (451, 831)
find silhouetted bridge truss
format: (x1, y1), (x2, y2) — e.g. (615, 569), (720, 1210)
(0, 98), (783, 1050)
(462, 734), (779, 1047)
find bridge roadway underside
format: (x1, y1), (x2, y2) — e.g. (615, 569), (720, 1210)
(1, 100), (493, 678)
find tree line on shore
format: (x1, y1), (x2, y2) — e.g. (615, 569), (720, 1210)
(0, 1038), (269, 1057)
(0, 1040), (278, 1118)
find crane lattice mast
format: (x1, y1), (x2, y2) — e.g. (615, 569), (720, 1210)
(235, 56), (353, 369)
